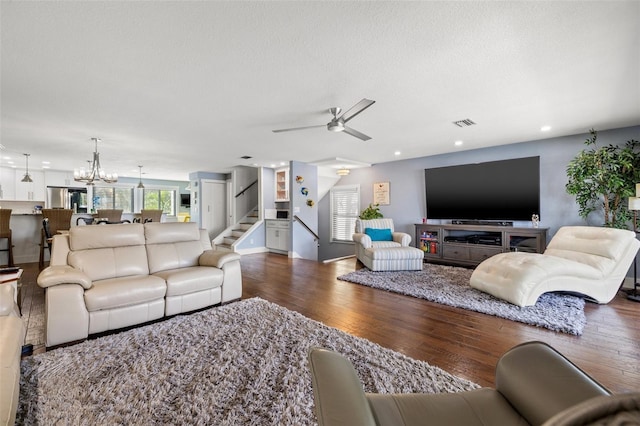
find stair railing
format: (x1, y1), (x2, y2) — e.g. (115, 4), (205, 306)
(235, 180), (258, 198)
(293, 215), (319, 243)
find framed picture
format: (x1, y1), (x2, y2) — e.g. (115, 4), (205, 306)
(373, 182), (390, 205)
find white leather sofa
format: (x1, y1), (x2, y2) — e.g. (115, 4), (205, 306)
(37, 222), (242, 347)
(0, 285), (25, 426)
(470, 226), (640, 307)
(353, 219), (423, 271)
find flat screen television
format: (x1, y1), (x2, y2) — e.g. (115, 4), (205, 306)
(180, 193), (191, 208)
(424, 156), (540, 222)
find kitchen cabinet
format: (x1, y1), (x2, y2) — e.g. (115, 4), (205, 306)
(0, 167), (16, 200)
(15, 170), (45, 202)
(44, 170), (75, 187)
(275, 168), (289, 202)
(266, 219), (289, 253)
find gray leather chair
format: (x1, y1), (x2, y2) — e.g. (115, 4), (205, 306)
(308, 341), (639, 426)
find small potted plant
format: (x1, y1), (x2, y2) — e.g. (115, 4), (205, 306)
(359, 203), (383, 220)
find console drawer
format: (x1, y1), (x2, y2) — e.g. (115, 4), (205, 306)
(469, 246), (503, 262)
(442, 245), (502, 262)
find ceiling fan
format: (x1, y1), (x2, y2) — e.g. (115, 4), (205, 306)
(272, 98), (376, 141)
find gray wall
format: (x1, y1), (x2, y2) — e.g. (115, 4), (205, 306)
(290, 161), (318, 260)
(318, 126), (640, 262)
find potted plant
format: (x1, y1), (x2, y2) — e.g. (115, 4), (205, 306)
(359, 203), (383, 220)
(566, 129), (640, 228)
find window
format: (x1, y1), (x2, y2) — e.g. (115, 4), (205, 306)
(143, 189), (176, 215)
(93, 187), (133, 212)
(330, 184), (360, 242)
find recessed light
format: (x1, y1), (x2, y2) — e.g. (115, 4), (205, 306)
(270, 164), (276, 168)
(541, 125), (551, 132)
(42, 161), (50, 164)
(279, 162), (286, 166)
(394, 151), (401, 156)
(42, 166), (50, 169)
(454, 140), (463, 146)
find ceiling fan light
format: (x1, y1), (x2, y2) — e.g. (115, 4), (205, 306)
(327, 121), (344, 132)
(336, 168), (350, 176)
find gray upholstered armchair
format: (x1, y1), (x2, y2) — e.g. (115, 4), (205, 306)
(308, 341), (639, 426)
(352, 219), (423, 271)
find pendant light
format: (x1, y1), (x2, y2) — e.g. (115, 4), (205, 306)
(21, 153), (33, 182)
(137, 165), (145, 189)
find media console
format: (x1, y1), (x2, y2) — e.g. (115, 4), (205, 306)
(415, 223), (548, 267)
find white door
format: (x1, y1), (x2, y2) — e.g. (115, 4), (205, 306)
(201, 180), (226, 240)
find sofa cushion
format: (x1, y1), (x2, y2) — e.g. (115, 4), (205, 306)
(69, 223), (145, 250)
(69, 246), (150, 282)
(144, 222), (201, 244)
(84, 275), (166, 312)
(145, 223), (207, 274)
(153, 266), (224, 297)
(365, 228), (393, 241)
(146, 241), (205, 274)
(371, 241), (402, 249)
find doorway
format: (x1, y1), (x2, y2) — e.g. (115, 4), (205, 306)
(201, 180), (226, 240)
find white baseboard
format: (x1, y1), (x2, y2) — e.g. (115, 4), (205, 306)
(235, 247), (270, 255)
(323, 255), (356, 264)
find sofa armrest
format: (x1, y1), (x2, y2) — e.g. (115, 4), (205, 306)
(37, 265), (93, 290)
(392, 232), (411, 246)
(199, 250), (241, 269)
(352, 233), (372, 249)
(308, 348), (377, 426)
(0, 285), (19, 317)
(496, 341), (610, 426)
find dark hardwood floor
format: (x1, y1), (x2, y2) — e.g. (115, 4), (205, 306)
(18, 253), (640, 393)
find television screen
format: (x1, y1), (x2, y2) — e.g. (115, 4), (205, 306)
(180, 193), (191, 207)
(425, 156), (540, 221)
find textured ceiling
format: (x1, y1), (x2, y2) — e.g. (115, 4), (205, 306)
(1, 1), (639, 181)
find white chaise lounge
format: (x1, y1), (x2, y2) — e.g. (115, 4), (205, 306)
(470, 226), (640, 307)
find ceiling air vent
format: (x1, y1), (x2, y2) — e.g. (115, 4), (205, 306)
(453, 119), (476, 128)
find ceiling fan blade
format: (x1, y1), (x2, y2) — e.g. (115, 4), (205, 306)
(343, 126), (371, 141)
(272, 124), (326, 133)
(339, 98), (375, 123)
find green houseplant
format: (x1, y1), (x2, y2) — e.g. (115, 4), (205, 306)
(359, 203), (383, 220)
(565, 129), (640, 228)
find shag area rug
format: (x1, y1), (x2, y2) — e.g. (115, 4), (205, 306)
(338, 264), (586, 335)
(17, 298), (478, 425)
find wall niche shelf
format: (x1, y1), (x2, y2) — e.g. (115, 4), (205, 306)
(415, 223), (548, 267)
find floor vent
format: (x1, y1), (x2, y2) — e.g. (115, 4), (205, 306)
(453, 119), (476, 127)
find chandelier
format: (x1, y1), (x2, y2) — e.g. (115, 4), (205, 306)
(74, 138), (118, 185)
(21, 153), (33, 182)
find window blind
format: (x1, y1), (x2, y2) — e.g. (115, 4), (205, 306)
(330, 185), (360, 242)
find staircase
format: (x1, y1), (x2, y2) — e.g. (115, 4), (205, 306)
(213, 209), (259, 252)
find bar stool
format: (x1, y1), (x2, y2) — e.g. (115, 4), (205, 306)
(0, 209), (14, 267)
(39, 209), (73, 268)
(96, 209), (123, 223)
(141, 209), (163, 223)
